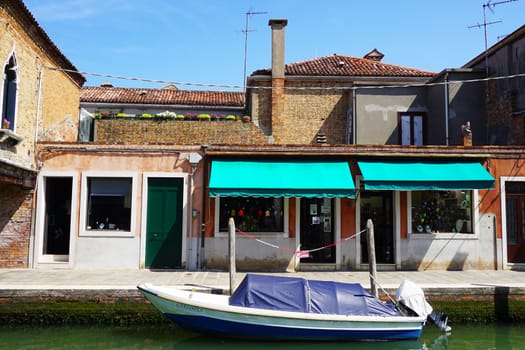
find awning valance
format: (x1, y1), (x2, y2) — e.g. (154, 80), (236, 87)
(357, 161), (494, 191)
(209, 160), (355, 198)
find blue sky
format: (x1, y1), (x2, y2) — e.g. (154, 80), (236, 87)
(24, 0), (525, 90)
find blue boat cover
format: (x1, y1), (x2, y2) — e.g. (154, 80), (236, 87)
(229, 274), (399, 316)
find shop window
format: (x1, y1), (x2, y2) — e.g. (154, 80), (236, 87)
(218, 197), (284, 233)
(86, 177), (132, 231)
(411, 190), (473, 234)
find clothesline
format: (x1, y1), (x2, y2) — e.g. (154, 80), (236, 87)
(235, 227), (367, 258)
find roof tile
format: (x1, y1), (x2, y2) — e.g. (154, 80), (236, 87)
(252, 54), (436, 77)
(80, 86), (245, 107)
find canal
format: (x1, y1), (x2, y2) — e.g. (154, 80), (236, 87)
(0, 323), (524, 349)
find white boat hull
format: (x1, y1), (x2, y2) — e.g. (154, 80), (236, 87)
(138, 284), (426, 341)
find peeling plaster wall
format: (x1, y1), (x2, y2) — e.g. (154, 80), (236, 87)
(355, 87), (427, 145)
(203, 237), (297, 271)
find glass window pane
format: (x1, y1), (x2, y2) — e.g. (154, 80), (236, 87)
(411, 190), (473, 233)
(506, 198), (518, 244)
(219, 197), (284, 233)
(87, 178), (132, 231)
(400, 115), (411, 145)
(413, 116), (423, 146)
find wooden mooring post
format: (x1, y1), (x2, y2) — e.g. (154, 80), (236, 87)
(228, 217), (236, 295)
(366, 219), (378, 298)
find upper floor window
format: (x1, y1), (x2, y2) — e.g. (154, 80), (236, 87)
(399, 112), (425, 146)
(2, 55), (17, 131)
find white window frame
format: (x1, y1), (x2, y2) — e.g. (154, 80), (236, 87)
(34, 171), (79, 267)
(407, 190), (480, 240)
(214, 197), (289, 238)
(79, 171), (138, 237)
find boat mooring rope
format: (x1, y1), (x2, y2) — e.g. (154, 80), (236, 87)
(235, 228), (367, 258)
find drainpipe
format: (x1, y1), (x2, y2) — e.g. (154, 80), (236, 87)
(199, 146), (209, 269)
(352, 87), (357, 144)
(188, 153), (202, 270)
(444, 72), (449, 146)
(29, 67), (45, 269)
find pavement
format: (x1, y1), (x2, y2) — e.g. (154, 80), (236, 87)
(1, 268), (525, 292)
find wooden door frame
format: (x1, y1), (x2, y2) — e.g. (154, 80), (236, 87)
(141, 172), (188, 269)
(500, 176), (525, 268)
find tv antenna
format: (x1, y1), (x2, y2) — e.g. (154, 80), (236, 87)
(242, 10), (267, 91)
(468, 0), (518, 75)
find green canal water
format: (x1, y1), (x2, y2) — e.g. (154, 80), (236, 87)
(0, 323), (524, 349)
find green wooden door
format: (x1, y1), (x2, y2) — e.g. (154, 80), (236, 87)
(145, 178), (183, 269)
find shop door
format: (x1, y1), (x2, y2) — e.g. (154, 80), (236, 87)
(505, 184), (525, 263)
(360, 191), (394, 264)
(300, 198), (335, 263)
(145, 178), (183, 269)
(43, 177), (72, 259)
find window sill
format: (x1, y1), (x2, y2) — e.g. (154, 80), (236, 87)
(216, 231), (289, 238)
(0, 129), (23, 146)
(80, 229), (134, 238)
(408, 232), (479, 240)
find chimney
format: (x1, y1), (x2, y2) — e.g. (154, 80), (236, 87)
(268, 19), (288, 143)
(363, 48), (384, 62)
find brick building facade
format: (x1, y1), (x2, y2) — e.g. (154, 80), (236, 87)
(0, 0), (84, 267)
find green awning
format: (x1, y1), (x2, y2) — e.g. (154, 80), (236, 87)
(209, 160), (355, 198)
(357, 161), (494, 190)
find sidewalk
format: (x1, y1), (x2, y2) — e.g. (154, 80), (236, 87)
(1, 268), (524, 291)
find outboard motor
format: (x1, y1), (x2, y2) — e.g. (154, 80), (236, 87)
(396, 279), (451, 332)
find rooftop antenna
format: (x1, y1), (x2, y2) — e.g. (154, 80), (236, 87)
(468, 0), (518, 76)
(242, 9), (267, 91)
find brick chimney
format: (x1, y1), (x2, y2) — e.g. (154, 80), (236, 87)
(268, 19), (288, 143)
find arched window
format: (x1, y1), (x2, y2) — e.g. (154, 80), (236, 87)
(2, 55), (17, 131)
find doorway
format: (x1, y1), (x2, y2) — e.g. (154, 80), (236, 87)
(145, 177), (183, 269)
(43, 177), (72, 260)
(300, 198), (335, 263)
(505, 182), (525, 263)
(360, 191), (394, 264)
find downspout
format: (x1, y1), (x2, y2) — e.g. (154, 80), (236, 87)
(444, 72), (450, 146)
(352, 87), (357, 144)
(199, 146), (209, 269)
(29, 67), (45, 268)
(188, 153), (202, 270)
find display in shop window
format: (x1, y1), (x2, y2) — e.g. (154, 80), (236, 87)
(219, 197), (284, 232)
(411, 190), (472, 233)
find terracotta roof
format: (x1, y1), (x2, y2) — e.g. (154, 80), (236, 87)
(4, 0), (85, 86)
(80, 86), (245, 107)
(251, 53), (436, 77)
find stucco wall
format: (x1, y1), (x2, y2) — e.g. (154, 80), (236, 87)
(355, 87), (427, 145)
(74, 236), (140, 269)
(203, 237), (297, 271)
(34, 147), (201, 269)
